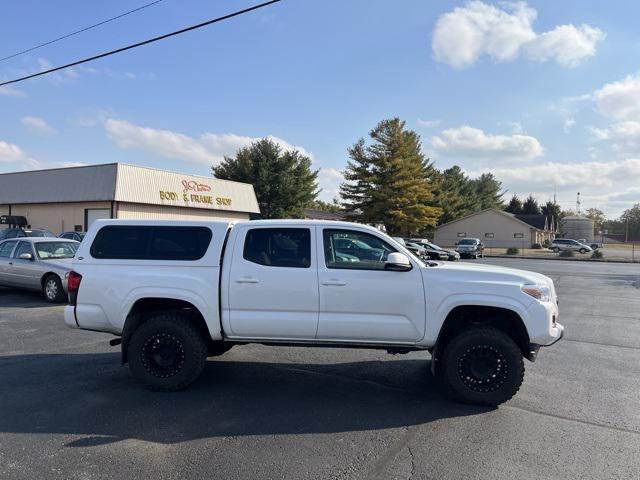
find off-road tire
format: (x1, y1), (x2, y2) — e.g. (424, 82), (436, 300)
(128, 312), (207, 391)
(440, 326), (524, 406)
(43, 274), (65, 303)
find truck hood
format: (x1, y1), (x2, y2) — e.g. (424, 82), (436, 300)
(429, 261), (554, 290)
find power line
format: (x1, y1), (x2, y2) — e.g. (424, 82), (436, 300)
(0, 0), (166, 63)
(0, 0), (281, 87)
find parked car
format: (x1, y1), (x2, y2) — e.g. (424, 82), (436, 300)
(410, 240), (459, 261)
(549, 239), (592, 254)
(333, 237), (386, 262)
(455, 238), (485, 259)
(577, 238), (601, 250)
(404, 241), (431, 260)
(406, 240), (447, 261)
(65, 219), (564, 406)
(59, 231), (86, 242)
(0, 228), (55, 241)
(0, 237), (79, 302)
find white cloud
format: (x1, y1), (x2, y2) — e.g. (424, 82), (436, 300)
(431, 125), (543, 160)
(432, 1), (604, 68)
(0, 85), (27, 97)
(526, 24), (604, 67)
(103, 118), (312, 166)
(417, 118), (441, 129)
(317, 167), (344, 201)
(0, 140), (40, 169)
(21, 116), (56, 136)
(591, 121), (640, 156)
(466, 159), (640, 216)
(594, 74), (640, 120)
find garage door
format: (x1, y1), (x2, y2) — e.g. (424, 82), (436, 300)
(85, 208), (111, 230)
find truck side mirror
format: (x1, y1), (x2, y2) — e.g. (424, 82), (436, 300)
(384, 252), (412, 271)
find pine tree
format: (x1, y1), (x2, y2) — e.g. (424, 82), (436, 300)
(504, 194), (523, 214)
(340, 118), (441, 235)
(471, 173), (504, 210)
(212, 138), (318, 219)
(522, 195), (541, 215)
(434, 166), (477, 224)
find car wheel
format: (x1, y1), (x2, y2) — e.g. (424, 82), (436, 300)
(43, 274), (65, 303)
(128, 312), (208, 391)
(579, 248), (587, 254)
(440, 326), (524, 406)
(552, 247), (560, 253)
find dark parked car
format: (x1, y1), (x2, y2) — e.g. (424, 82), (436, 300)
(410, 240), (459, 261)
(0, 228), (56, 241)
(59, 231), (86, 242)
(455, 238), (485, 259)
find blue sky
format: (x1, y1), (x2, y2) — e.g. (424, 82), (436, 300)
(1, 0), (640, 217)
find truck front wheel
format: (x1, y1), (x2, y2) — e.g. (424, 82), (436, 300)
(128, 312), (207, 391)
(440, 326), (524, 406)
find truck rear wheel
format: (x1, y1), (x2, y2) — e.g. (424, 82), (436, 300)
(128, 312), (207, 391)
(440, 326), (524, 406)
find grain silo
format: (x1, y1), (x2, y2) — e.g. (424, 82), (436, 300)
(560, 216), (594, 242)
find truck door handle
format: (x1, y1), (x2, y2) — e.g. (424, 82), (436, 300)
(321, 280), (347, 286)
(236, 277), (259, 284)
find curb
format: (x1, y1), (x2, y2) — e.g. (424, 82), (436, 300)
(483, 254), (637, 264)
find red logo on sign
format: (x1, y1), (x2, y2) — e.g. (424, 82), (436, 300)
(182, 180), (212, 193)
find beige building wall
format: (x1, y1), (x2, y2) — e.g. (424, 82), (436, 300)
(8, 202), (112, 235)
(434, 210), (533, 248)
(116, 202), (249, 222)
(0, 204), (9, 216)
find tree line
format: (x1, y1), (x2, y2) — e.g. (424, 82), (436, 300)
(212, 117), (636, 237)
(213, 118), (504, 235)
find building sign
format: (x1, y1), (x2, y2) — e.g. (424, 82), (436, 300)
(159, 178), (233, 208)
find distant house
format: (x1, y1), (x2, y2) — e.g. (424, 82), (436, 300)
(434, 208), (556, 248)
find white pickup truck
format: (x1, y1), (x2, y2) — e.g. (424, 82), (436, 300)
(65, 219), (563, 405)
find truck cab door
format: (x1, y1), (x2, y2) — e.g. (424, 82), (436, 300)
(317, 227), (426, 343)
(224, 226), (319, 340)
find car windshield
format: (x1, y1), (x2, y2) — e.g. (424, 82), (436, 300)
(35, 241), (78, 259)
(426, 242), (442, 250)
(25, 229), (54, 238)
(458, 239), (476, 245)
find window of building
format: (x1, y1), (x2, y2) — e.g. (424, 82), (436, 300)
(91, 226), (212, 260)
(514, 233), (524, 238)
(457, 232), (466, 237)
(484, 233), (494, 238)
(243, 228), (311, 268)
(323, 229), (397, 270)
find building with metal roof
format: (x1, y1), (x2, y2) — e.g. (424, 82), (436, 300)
(0, 163), (260, 234)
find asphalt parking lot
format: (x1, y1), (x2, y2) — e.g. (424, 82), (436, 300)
(1, 258), (639, 479)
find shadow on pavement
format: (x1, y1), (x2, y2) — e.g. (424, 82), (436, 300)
(0, 352), (491, 446)
(0, 287), (53, 308)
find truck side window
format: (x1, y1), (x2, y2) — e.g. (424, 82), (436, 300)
(90, 226), (211, 260)
(323, 229), (397, 270)
(243, 228), (311, 268)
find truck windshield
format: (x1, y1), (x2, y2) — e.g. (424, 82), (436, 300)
(35, 242), (78, 259)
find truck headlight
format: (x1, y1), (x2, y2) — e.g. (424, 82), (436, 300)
(521, 284), (551, 302)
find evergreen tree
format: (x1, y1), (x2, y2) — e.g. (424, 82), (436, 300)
(434, 166), (477, 224)
(212, 138), (318, 219)
(521, 195), (541, 215)
(471, 173), (504, 210)
(541, 200), (561, 230)
(340, 118), (442, 234)
(504, 194), (523, 214)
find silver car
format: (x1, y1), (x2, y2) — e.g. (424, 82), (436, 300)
(0, 237), (79, 302)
